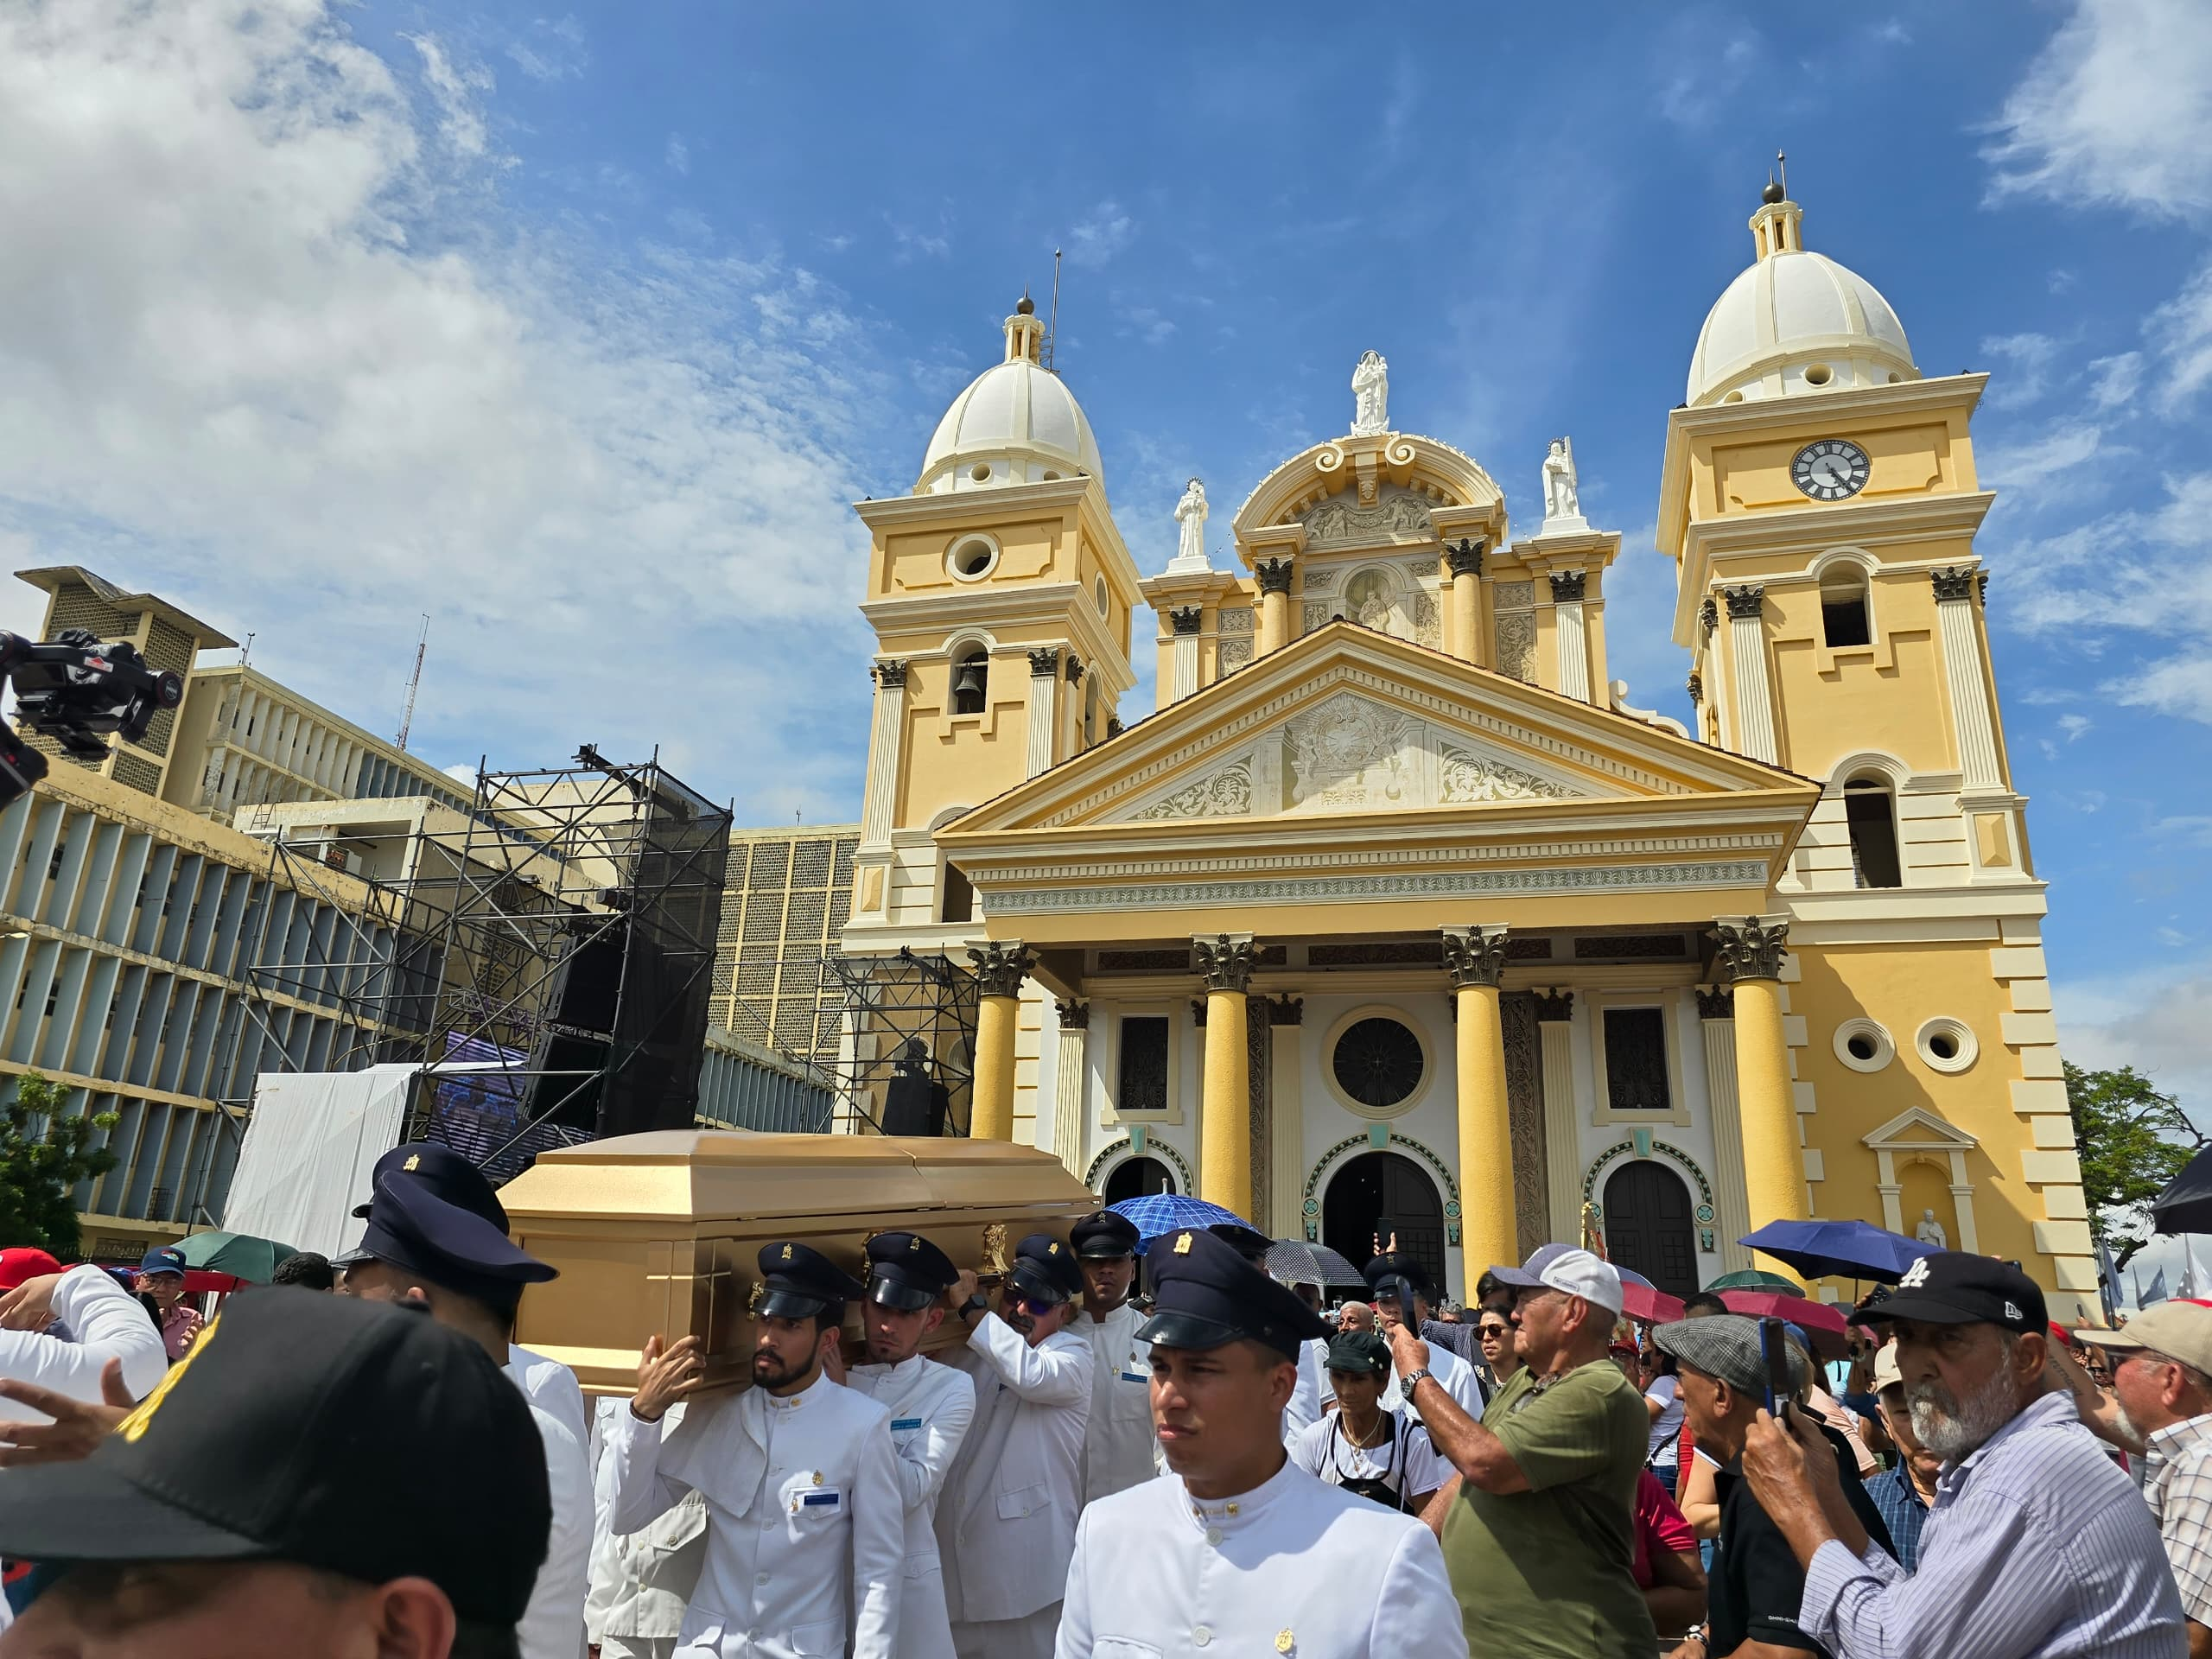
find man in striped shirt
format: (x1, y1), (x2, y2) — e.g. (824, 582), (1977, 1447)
(1741, 1251), (2183, 1658)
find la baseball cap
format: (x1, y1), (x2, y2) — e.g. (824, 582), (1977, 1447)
(1491, 1243), (1625, 1318)
(2075, 1300), (2212, 1376)
(1858, 1250), (2045, 1334)
(0, 1287), (550, 1635)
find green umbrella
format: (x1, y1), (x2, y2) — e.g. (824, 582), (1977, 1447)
(173, 1230), (299, 1283)
(1706, 1268), (1799, 1292)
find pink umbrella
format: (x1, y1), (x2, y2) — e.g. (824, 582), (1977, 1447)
(1620, 1281), (1687, 1324)
(1719, 1288), (1851, 1358)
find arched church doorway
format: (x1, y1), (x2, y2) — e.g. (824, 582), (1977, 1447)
(1103, 1155), (1176, 1205)
(1603, 1162), (1697, 1300)
(1323, 1152), (1446, 1295)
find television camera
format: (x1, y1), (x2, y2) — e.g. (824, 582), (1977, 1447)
(0, 629), (187, 809)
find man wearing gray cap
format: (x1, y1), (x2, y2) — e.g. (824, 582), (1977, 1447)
(1387, 1243), (1656, 1657)
(1651, 1314), (1891, 1659)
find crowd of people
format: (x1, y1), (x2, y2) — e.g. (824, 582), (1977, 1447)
(2, 1169), (2212, 1659)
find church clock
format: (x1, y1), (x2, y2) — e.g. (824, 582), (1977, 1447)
(1791, 438), (1871, 501)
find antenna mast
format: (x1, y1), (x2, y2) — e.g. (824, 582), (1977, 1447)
(396, 613), (429, 752)
(1042, 247), (1064, 372)
(1777, 149), (1789, 197)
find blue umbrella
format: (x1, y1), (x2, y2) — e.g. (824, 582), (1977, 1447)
(1738, 1218), (1926, 1285)
(1108, 1192), (1250, 1245)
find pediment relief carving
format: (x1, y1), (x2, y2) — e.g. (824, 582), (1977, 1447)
(1300, 486), (1435, 549)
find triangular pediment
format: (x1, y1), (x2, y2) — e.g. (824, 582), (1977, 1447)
(1863, 1107), (1980, 1151)
(950, 622), (1810, 836)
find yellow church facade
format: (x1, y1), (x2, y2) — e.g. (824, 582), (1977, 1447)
(836, 189), (2094, 1319)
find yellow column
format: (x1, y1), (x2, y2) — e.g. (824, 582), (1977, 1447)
(1445, 539), (1484, 666)
(1443, 925), (1516, 1286)
(1256, 557), (1294, 655)
(1193, 933), (1256, 1218)
(967, 941), (1033, 1142)
(1713, 917), (1809, 1232)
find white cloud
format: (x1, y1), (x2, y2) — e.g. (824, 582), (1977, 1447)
(2087, 349), (2145, 410)
(1980, 330), (2059, 409)
(664, 133), (690, 175)
(2057, 959), (2212, 1122)
(1656, 28), (1759, 130)
(1983, 0), (2212, 221)
(0, 0), (887, 817)
(1065, 202), (1135, 269)
(2058, 712), (2094, 741)
(404, 33), (495, 162)
(2149, 257), (2212, 410)
(506, 16), (588, 84)
(1977, 420), (2105, 501)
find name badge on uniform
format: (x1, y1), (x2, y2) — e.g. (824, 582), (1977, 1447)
(891, 1418), (925, 1432)
(800, 1491), (841, 1509)
(1119, 1370), (1147, 1384)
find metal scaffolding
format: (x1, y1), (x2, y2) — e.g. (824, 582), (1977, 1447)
(811, 946), (979, 1136)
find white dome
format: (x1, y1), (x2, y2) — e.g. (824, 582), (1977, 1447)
(918, 307), (1105, 495)
(1687, 203), (1916, 408)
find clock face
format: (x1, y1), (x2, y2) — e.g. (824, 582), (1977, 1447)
(1792, 439), (1871, 502)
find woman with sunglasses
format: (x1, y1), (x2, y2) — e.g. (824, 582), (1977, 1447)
(1473, 1305), (1521, 1395)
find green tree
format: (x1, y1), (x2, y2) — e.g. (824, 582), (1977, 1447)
(2066, 1061), (2203, 1266)
(0, 1071), (118, 1259)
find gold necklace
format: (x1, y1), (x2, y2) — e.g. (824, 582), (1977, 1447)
(1342, 1410), (1387, 1450)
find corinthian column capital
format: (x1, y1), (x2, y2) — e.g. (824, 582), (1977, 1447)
(1192, 932), (1256, 993)
(968, 940), (1035, 999)
(1711, 916), (1790, 984)
(1441, 925), (1510, 988)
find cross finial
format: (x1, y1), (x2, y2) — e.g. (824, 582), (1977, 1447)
(1777, 149), (1788, 196)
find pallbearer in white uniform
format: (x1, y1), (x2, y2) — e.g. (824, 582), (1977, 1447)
(1056, 1229), (1468, 1658)
(937, 1232), (1095, 1659)
(1068, 1211), (1154, 1504)
(609, 1241), (904, 1659)
(836, 1230), (977, 1659)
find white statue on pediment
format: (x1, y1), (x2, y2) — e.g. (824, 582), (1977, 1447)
(1169, 477), (1211, 571)
(1541, 436), (1582, 525)
(1351, 350), (1389, 436)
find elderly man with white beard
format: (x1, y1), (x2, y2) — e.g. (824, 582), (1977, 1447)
(1741, 1251), (2184, 1659)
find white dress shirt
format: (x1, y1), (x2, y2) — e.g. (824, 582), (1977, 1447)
(512, 1341), (588, 1445)
(845, 1352), (977, 1659)
(937, 1313), (1094, 1630)
(1055, 1455), (1469, 1657)
(1073, 1300), (1154, 1504)
(587, 1396), (707, 1650)
(504, 1359), (592, 1659)
(608, 1371), (903, 1659)
(0, 1265), (167, 1420)
(1385, 1338), (1484, 1421)
(1282, 1336), (1328, 1447)
(1290, 1410), (1451, 1510)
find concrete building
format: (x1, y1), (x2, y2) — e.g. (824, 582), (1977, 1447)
(715, 823), (858, 1074)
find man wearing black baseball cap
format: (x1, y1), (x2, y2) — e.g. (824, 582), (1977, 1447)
(1070, 1210), (1154, 1503)
(937, 1233), (1093, 1659)
(1058, 1229), (1467, 1657)
(841, 1230), (976, 1659)
(1363, 1250), (1484, 1421)
(0, 1288), (550, 1658)
(339, 1143), (592, 1659)
(1742, 1250), (2183, 1658)
(608, 1239), (904, 1659)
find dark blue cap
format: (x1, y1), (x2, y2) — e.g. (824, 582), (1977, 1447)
(352, 1142), (505, 1228)
(864, 1232), (957, 1312)
(1071, 1211), (1141, 1260)
(1139, 1228), (1329, 1360)
(1208, 1221), (1273, 1264)
(1326, 1329), (1392, 1375)
(346, 1171), (556, 1311)
(1007, 1233), (1083, 1306)
(1363, 1251), (1432, 1302)
(758, 1241), (865, 1320)
(137, 1246), (186, 1277)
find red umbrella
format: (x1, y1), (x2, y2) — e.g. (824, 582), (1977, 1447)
(1718, 1288), (1852, 1358)
(1620, 1281), (1687, 1324)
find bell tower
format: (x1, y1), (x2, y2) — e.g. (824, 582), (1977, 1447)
(843, 295), (1141, 947)
(1657, 187), (2024, 893)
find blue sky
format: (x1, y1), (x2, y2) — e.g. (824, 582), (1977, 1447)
(0, 1), (2208, 1125)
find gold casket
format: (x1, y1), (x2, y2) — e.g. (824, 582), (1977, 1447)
(499, 1130), (1101, 1395)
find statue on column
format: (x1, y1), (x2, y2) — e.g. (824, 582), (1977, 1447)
(1169, 477), (1211, 571)
(1351, 350), (1389, 436)
(1915, 1208), (1948, 1249)
(1541, 437), (1582, 526)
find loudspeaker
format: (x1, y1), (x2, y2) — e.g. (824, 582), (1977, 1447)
(549, 929), (626, 1036)
(881, 1071), (948, 1137)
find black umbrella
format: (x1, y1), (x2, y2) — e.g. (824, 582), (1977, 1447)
(2152, 1144), (2212, 1236)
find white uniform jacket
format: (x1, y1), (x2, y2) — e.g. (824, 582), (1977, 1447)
(936, 1314), (1093, 1626)
(0, 1265), (167, 1419)
(1073, 1300), (1154, 1504)
(1281, 1335), (1328, 1447)
(513, 1342), (589, 1446)
(1054, 1459), (1469, 1659)
(587, 1397), (708, 1649)
(1384, 1339), (1484, 1422)
(507, 1358), (594, 1659)
(608, 1371), (902, 1659)
(844, 1353), (976, 1659)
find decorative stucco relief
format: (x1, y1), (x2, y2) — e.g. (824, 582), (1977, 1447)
(1438, 746), (1578, 803)
(1133, 760), (1253, 821)
(1301, 486), (1434, 548)
(1495, 613), (1535, 682)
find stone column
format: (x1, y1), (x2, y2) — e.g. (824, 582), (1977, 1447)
(1193, 933), (1255, 1217)
(1723, 586), (1778, 764)
(968, 941), (1033, 1142)
(1025, 647), (1061, 779)
(1712, 917), (1807, 1237)
(1169, 607), (1204, 702)
(1550, 571), (1591, 702)
(1932, 568), (2004, 791)
(1256, 559), (1295, 655)
(1267, 995), (1304, 1237)
(860, 661), (907, 850)
(1696, 987), (1756, 1274)
(1686, 671), (1704, 745)
(1444, 539), (1484, 664)
(1052, 1000), (1089, 1176)
(1442, 925), (1516, 1286)
(1534, 990), (1579, 1244)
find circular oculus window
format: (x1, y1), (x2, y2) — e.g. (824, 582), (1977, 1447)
(1832, 1018), (1895, 1074)
(1915, 1017), (1978, 1074)
(947, 537), (999, 582)
(1332, 1016), (1425, 1110)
